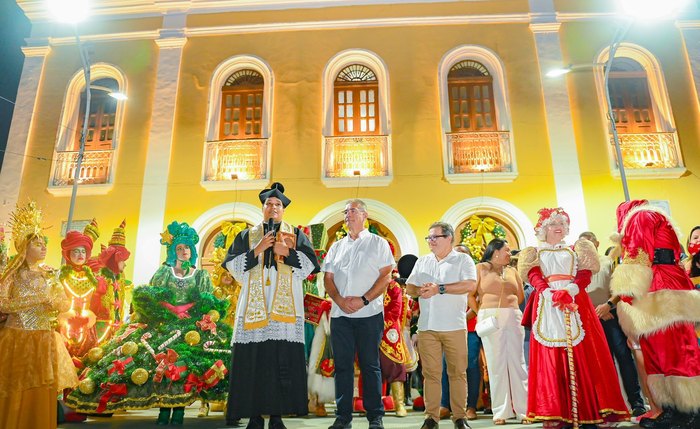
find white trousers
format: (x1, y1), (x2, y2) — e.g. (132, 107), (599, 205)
(478, 307), (529, 421)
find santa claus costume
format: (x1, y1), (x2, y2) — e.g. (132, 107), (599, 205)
(518, 208), (629, 428)
(611, 200), (700, 429)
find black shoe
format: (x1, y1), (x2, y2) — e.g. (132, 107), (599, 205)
(226, 420), (242, 427)
(669, 411), (700, 429)
(420, 418), (439, 429)
(633, 407), (649, 417)
(328, 418), (352, 429)
(640, 408), (680, 429)
(454, 418), (470, 429)
(368, 417), (384, 429)
(246, 416), (265, 429)
(268, 419), (287, 429)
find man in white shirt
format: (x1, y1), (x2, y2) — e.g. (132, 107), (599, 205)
(407, 222), (477, 429)
(323, 199), (395, 429)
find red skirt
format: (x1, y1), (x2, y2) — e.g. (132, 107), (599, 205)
(526, 291), (629, 427)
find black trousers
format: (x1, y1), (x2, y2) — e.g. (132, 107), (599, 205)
(331, 313), (385, 422)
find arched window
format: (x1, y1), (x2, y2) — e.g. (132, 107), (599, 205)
(448, 60), (497, 132)
(202, 55), (273, 190)
(74, 78), (119, 151)
(594, 44), (685, 177)
(321, 49), (392, 186)
(334, 64), (379, 136)
(438, 46), (516, 183)
(607, 58), (655, 134)
(48, 64), (127, 195)
(220, 69), (264, 140)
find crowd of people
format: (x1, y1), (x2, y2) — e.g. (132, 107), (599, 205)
(0, 185), (698, 429)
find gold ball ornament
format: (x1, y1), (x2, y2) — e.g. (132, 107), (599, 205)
(79, 378), (96, 395)
(131, 368), (149, 386)
(207, 310), (221, 323)
(184, 330), (201, 346)
(87, 347), (104, 363)
(121, 341), (138, 356)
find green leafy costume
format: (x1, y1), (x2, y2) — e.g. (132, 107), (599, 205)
(66, 224), (231, 413)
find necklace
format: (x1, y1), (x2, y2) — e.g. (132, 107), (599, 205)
(491, 263), (506, 280)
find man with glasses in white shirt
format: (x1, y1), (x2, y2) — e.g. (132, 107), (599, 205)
(407, 222), (477, 429)
(323, 199), (395, 429)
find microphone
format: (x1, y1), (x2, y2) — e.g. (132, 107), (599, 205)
(266, 218), (275, 269)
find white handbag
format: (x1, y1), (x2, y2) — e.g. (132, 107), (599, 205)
(475, 315), (499, 337)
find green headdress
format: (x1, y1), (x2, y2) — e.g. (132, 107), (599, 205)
(160, 221), (199, 268)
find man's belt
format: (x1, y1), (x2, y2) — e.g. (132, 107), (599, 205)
(652, 248), (676, 265)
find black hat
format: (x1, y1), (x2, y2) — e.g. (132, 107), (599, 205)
(258, 182), (291, 207)
(397, 254), (418, 278)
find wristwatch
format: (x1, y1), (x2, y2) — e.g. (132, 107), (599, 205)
(606, 300), (615, 308)
(438, 284), (446, 295)
(361, 295), (370, 306)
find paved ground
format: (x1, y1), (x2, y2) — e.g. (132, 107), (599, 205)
(60, 404), (642, 429)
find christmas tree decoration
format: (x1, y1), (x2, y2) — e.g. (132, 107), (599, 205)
(206, 310), (220, 323)
(184, 330), (201, 346)
(130, 368), (149, 386)
(121, 341), (138, 356)
(79, 378), (96, 395)
(88, 347), (104, 363)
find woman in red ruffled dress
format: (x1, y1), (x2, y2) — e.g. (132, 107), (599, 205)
(518, 208), (629, 429)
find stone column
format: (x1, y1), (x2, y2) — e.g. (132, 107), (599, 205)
(529, 0), (589, 234)
(132, 17), (187, 284)
(0, 40), (50, 222)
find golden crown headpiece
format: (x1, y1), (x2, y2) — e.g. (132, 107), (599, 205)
(8, 201), (44, 251)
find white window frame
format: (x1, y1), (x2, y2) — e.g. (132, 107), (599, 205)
(48, 63), (127, 196)
(202, 55), (274, 191)
(438, 45), (517, 184)
(594, 43), (685, 179)
(321, 49), (393, 187)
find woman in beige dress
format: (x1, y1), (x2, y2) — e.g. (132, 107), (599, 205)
(469, 238), (528, 425)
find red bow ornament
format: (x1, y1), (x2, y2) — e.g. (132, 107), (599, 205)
(196, 314), (217, 336)
(159, 302), (195, 319)
(184, 373), (205, 393)
(96, 382), (128, 413)
(108, 356), (134, 376)
(153, 349), (179, 383)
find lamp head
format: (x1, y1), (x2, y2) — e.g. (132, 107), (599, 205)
(47, 0), (90, 24)
(619, 0), (689, 21)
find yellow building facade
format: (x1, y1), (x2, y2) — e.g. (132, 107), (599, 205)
(2, 0), (699, 283)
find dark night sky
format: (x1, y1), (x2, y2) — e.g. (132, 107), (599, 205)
(0, 0), (31, 173)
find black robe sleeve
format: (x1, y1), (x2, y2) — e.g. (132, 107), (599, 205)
(222, 229), (257, 272)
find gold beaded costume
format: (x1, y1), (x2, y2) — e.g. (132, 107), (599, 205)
(0, 201), (79, 429)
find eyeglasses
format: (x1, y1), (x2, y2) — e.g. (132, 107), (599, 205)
(425, 235), (449, 242)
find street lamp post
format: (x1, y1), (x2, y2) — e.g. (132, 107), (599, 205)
(65, 27), (91, 233)
(603, 19), (634, 202)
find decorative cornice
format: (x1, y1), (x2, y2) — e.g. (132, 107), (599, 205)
(21, 45), (51, 57)
(155, 36), (188, 48)
(529, 22), (561, 33)
(186, 14), (531, 37)
(676, 20), (700, 29)
(49, 31), (160, 46)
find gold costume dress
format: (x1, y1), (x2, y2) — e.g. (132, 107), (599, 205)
(0, 266), (79, 429)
